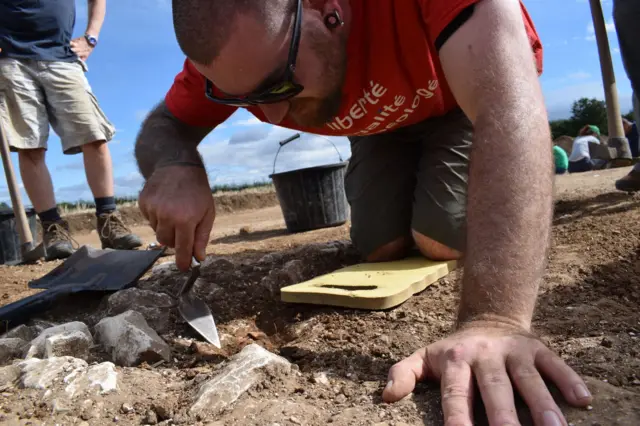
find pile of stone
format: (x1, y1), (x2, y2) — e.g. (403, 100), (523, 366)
(0, 267), (296, 422)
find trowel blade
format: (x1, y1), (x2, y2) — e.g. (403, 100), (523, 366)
(178, 293), (221, 348)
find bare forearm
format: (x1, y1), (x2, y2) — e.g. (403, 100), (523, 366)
(135, 101), (212, 180)
(458, 103), (553, 330)
(86, 0), (106, 36)
(436, 0), (554, 331)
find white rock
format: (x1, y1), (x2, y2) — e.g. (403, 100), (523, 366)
(0, 364), (20, 387)
(0, 338), (27, 364)
(45, 331), (92, 360)
(52, 397), (73, 413)
(190, 344), (292, 416)
(1, 325), (36, 342)
(65, 362), (118, 397)
(312, 372), (330, 386)
(18, 357), (87, 390)
(26, 322), (91, 359)
(151, 262), (176, 277)
(94, 310), (170, 367)
(106, 288), (174, 333)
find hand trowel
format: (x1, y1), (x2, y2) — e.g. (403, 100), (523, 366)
(177, 257), (221, 348)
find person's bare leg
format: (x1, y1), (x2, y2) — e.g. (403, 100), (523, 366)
(18, 148), (56, 212)
(82, 140), (113, 198)
(82, 140), (142, 249)
(412, 230), (461, 261)
(19, 148), (74, 260)
(366, 236), (413, 262)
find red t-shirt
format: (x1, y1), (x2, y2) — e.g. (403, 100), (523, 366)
(165, 0), (542, 137)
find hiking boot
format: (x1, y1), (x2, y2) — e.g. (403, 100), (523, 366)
(97, 211), (143, 250)
(42, 220), (75, 261)
(615, 169), (640, 192)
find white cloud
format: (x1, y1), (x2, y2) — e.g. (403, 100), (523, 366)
(233, 116), (264, 127)
(544, 81), (633, 119)
(55, 182), (93, 202)
(56, 161), (85, 172)
(568, 71), (591, 80)
(114, 172), (144, 193)
(199, 127), (350, 185)
(586, 19), (616, 41)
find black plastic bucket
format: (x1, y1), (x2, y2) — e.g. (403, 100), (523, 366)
(0, 208), (38, 265)
(269, 134), (349, 233)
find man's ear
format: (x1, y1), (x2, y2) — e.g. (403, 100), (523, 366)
(307, 0), (343, 18)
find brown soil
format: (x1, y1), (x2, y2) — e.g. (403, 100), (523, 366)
(63, 190), (279, 235)
(0, 168), (639, 425)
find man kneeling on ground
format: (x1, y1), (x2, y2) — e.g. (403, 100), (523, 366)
(568, 125), (606, 174)
(135, 1), (593, 424)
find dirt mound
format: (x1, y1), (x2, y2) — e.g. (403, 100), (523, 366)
(214, 191), (278, 214)
(63, 190), (280, 235)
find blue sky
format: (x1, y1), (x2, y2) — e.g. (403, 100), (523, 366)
(0, 0), (634, 204)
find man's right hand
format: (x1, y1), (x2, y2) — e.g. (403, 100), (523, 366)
(139, 165), (214, 271)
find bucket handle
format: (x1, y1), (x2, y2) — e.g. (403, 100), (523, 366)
(272, 133), (344, 175)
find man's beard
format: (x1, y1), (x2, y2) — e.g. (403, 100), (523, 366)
(288, 31), (347, 127)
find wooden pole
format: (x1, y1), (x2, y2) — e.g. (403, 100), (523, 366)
(0, 118), (35, 254)
(589, 0), (631, 159)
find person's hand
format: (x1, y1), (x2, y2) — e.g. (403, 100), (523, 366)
(70, 37), (94, 61)
(382, 323), (592, 426)
(139, 165), (215, 271)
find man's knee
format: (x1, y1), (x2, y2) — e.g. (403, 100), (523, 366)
(18, 148), (46, 165)
(365, 237), (413, 262)
(412, 230), (461, 261)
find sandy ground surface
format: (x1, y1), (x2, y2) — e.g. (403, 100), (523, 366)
(0, 167), (638, 425)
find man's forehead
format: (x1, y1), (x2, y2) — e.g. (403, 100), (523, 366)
(196, 13), (292, 94)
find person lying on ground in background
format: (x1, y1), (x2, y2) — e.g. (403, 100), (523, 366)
(554, 145), (569, 174)
(134, 1), (593, 424)
(568, 125), (606, 173)
(614, 0), (640, 191)
(622, 117), (639, 158)
(0, 0), (142, 260)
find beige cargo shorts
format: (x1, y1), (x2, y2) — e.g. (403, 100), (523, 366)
(0, 57), (115, 154)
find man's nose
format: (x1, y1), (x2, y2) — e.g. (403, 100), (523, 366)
(259, 102), (290, 125)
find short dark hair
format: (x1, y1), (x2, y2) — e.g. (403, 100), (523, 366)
(172, 1), (267, 65)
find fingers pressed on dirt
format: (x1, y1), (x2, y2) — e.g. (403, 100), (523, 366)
(535, 350), (592, 407)
(440, 357), (474, 426)
(507, 355), (566, 426)
(175, 224), (196, 272)
(382, 350), (429, 403)
(473, 357), (519, 426)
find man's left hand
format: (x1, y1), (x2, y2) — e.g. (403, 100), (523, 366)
(70, 37), (94, 61)
(382, 323), (592, 426)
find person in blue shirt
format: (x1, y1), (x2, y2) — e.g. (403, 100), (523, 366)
(0, 0), (141, 260)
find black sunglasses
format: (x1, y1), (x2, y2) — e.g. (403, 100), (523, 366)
(205, 0), (304, 106)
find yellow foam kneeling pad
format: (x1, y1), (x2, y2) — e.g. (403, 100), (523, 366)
(281, 257), (457, 310)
